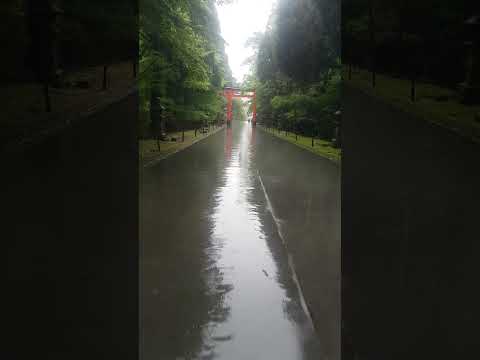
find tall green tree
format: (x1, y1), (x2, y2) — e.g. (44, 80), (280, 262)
(139, 0), (232, 137)
(246, 0), (341, 141)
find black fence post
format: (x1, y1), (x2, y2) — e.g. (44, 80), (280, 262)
(369, 0), (376, 88)
(44, 82), (51, 112)
(103, 65), (108, 90)
(411, 77), (416, 102)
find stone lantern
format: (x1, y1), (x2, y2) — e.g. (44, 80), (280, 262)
(460, 16), (480, 104)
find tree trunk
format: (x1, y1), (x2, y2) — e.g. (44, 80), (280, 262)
(26, 0), (58, 103)
(103, 65), (108, 90)
(44, 82), (51, 112)
(411, 77), (416, 102)
(369, 0), (376, 88)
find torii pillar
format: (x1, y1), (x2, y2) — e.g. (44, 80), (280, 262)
(224, 88), (234, 127)
(223, 87), (256, 128)
(252, 91), (257, 126)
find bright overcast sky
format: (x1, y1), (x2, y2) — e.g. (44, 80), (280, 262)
(216, 0), (276, 82)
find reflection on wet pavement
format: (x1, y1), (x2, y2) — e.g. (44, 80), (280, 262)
(141, 121), (323, 360)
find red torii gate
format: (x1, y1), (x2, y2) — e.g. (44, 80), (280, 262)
(222, 87), (256, 127)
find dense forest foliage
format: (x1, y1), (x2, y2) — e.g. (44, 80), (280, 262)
(57, 0), (137, 68)
(139, 0), (234, 138)
(244, 0), (340, 141)
(343, 0), (480, 87)
(1, 0), (136, 82)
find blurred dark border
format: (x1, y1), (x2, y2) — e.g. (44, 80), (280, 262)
(342, 1), (480, 359)
(3, 1), (139, 359)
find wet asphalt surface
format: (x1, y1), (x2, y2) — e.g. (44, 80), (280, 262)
(4, 95), (139, 360)
(141, 120), (340, 360)
(342, 86), (480, 359)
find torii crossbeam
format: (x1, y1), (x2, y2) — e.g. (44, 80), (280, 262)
(222, 87), (256, 127)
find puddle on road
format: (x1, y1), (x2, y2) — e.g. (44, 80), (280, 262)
(141, 121), (323, 360)
(197, 123), (321, 360)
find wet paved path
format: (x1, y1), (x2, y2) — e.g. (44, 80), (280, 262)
(141, 121), (339, 360)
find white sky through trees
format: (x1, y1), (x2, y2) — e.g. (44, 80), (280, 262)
(216, 0), (276, 83)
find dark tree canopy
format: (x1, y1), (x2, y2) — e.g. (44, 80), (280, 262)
(343, 0), (480, 86)
(139, 0), (233, 137)
(247, 0), (340, 140)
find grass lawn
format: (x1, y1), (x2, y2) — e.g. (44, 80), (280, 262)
(261, 126), (341, 163)
(140, 126), (222, 164)
(1, 62), (136, 147)
(343, 66), (480, 143)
